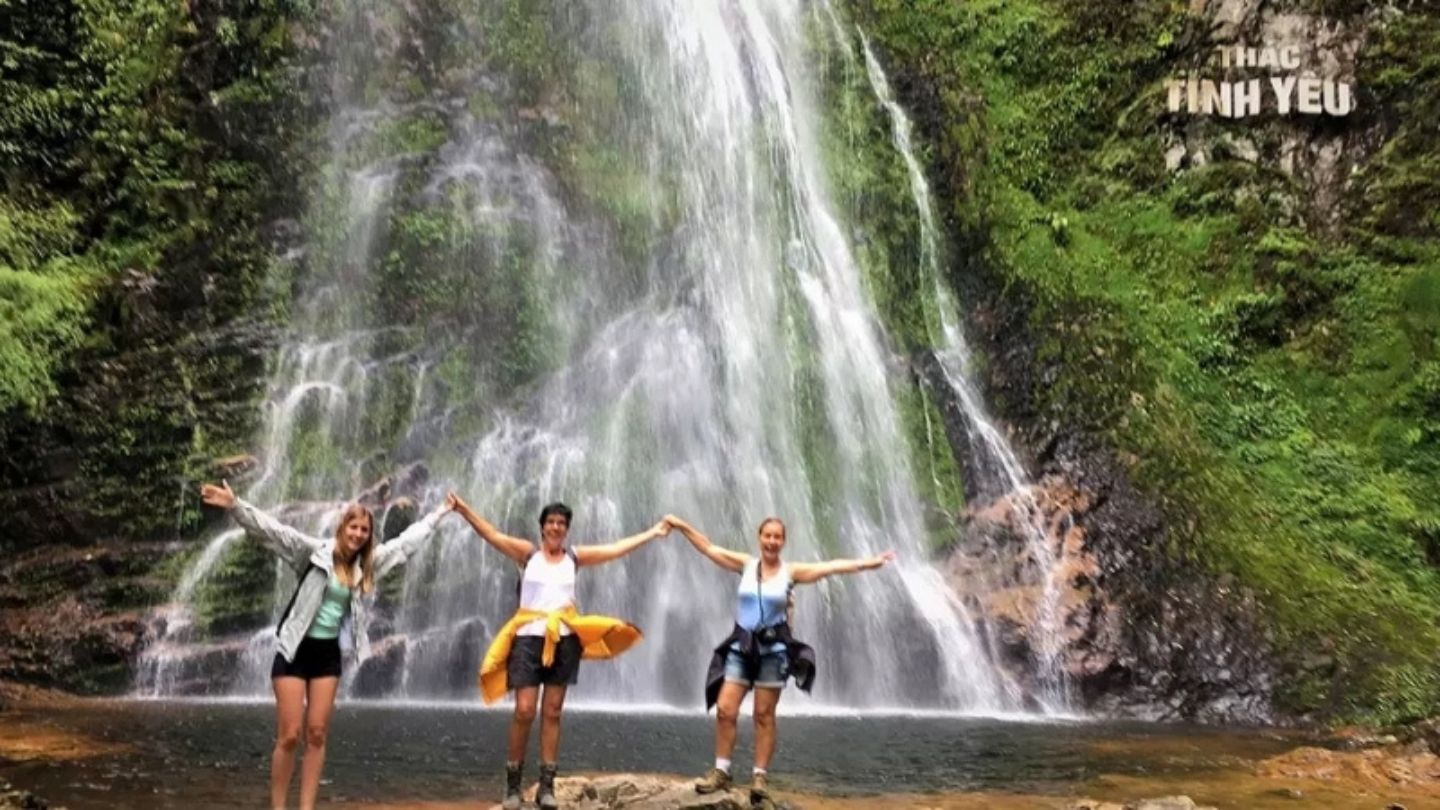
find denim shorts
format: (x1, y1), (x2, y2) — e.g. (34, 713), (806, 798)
(723, 648), (789, 689)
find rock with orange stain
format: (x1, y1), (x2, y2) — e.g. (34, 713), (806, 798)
(1255, 746), (1440, 786)
(0, 715), (129, 763)
(945, 467), (1276, 723)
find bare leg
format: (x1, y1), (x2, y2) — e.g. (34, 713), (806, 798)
(508, 686), (539, 762)
(752, 687), (781, 771)
(297, 676), (339, 810)
(270, 677), (305, 810)
(538, 685), (568, 763)
(713, 682), (749, 763)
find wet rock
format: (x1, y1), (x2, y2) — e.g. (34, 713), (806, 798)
(533, 774), (796, 810)
(135, 634), (252, 696)
(0, 777), (62, 809)
(211, 454), (260, 482)
(1132, 798), (1213, 810)
(1067, 800), (1215, 810)
(351, 636), (406, 698)
(1401, 716), (1440, 756)
(356, 461), (429, 508)
(1329, 725), (1400, 750)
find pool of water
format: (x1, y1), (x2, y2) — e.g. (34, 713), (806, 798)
(0, 699), (1306, 808)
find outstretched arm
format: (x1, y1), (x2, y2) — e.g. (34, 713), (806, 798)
(574, 519), (671, 567)
(373, 493), (459, 580)
(667, 514), (748, 574)
(450, 492), (534, 564)
(201, 480), (324, 570)
(790, 550), (896, 584)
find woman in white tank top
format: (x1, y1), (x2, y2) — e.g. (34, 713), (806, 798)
(516, 546), (578, 637)
(452, 494), (672, 810)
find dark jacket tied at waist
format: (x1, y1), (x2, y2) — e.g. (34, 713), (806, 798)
(704, 622), (816, 710)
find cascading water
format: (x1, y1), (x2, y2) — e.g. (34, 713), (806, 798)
(139, 0), (1063, 713)
(845, 20), (1072, 709)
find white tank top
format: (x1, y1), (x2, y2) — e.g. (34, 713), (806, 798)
(516, 549), (577, 637)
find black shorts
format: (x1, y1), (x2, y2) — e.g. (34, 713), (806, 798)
(507, 635), (582, 689)
(271, 636), (342, 680)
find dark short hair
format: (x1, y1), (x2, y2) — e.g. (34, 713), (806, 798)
(757, 516), (786, 538)
(538, 502), (573, 528)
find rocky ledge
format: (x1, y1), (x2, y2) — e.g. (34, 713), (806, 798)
(491, 774), (790, 810)
(494, 774), (1232, 810)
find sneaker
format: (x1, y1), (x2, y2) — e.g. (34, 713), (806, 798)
(501, 761), (523, 810)
(537, 762), (559, 810)
(694, 766), (732, 794)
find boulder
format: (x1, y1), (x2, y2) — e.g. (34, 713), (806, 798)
(485, 773), (798, 810)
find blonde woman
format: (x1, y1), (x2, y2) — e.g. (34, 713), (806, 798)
(200, 481), (455, 810)
(668, 514), (894, 801)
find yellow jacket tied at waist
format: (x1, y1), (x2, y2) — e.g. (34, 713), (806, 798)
(478, 606), (642, 703)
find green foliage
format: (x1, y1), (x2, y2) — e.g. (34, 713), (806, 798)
(0, 259), (96, 408)
(857, 0), (1440, 722)
(1, 0), (316, 549)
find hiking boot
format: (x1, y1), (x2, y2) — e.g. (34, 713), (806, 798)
(501, 760), (523, 810)
(694, 766), (732, 794)
(537, 762), (559, 810)
(750, 773), (776, 809)
(750, 772), (769, 797)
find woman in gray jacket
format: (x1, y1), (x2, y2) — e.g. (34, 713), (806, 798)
(200, 480), (456, 810)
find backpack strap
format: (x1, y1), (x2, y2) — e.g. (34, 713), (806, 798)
(276, 562), (319, 636)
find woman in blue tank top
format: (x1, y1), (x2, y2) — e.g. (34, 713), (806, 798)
(667, 513), (894, 802)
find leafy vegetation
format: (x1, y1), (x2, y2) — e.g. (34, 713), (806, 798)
(1, 0), (316, 544)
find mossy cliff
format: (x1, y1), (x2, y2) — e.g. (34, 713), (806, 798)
(853, 0), (1440, 722)
(0, 0), (319, 690)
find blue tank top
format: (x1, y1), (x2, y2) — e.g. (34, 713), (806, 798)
(732, 559), (790, 654)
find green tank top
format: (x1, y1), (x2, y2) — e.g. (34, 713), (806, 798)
(305, 573), (352, 640)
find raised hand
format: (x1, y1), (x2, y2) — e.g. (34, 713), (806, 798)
(200, 480), (236, 510)
(654, 518), (674, 538)
(866, 550), (897, 570)
(443, 492), (460, 513)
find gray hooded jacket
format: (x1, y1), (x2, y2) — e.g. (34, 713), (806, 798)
(232, 498), (445, 664)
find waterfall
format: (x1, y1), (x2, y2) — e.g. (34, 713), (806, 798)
(139, 0), (1066, 714)
(847, 20), (1071, 709)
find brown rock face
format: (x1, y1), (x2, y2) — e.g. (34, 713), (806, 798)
(943, 466), (1275, 722)
(0, 544), (167, 693)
